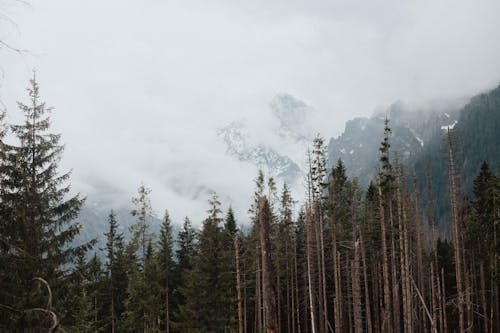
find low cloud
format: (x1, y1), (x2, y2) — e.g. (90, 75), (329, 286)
(1, 0), (500, 225)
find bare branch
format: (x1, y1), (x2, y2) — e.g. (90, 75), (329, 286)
(33, 277), (53, 310)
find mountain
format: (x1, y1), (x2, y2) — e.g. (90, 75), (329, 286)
(328, 84), (500, 229)
(217, 94), (315, 185)
(327, 100), (462, 187)
(75, 200), (164, 254)
(412, 84), (500, 228)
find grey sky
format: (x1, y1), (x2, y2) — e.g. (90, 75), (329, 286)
(1, 0), (500, 224)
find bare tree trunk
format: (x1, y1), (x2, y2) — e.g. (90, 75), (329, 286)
(166, 283), (170, 333)
(413, 174), (426, 333)
(332, 217), (342, 333)
(235, 234), (244, 333)
(277, 263), (282, 333)
(377, 176), (392, 333)
(480, 262), (488, 333)
(257, 243), (263, 333)
(430, 264), (438, 333)
(464, 260), (473, 331)
(436, 262), (444, 333)
(402, 194), (412, 333)
(441, 267), (448, 333)
(294, 243), (301, 333)
(260, 197), (277, 333)
(360, 232), (372, 333)
(111, 291), (116, 333)
(396, 166), (409, 333)
(244, 260), (248, 333)
(313, 210), (324, 333)
(305, 208), (317, 333)
(352, 226), (362, 333)
(318, 211), (328, 333)
(447, 129), (464, 333)
(389, 200), (400, 333)
(373, 262), (381, 333)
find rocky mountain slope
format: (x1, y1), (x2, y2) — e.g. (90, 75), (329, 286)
(217, 94), (315, 185)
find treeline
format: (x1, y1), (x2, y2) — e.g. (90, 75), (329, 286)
(0, 77), (499, 332)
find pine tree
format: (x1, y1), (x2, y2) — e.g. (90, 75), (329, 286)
(177, 193), (236, 332)
(104, 210), (126, 333)
(158, 210), (175, 333)
(130, 183), (153, 266)
(0, 75), (92, 331)
(122, 184), (155, 332)
(172, 216), (196, 328)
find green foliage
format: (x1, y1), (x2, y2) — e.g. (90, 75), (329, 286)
(176, 194), (236, 332)
(0, 75), (93, 330)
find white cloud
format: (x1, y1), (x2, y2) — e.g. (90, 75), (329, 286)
(1, 0), (500, 225)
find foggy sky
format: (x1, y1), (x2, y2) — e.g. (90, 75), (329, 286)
(1, 0), (500, 225)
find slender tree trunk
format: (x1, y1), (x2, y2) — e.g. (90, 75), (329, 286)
(352, 227), (362, 333)
(260, 197), (277, 333)
(388, 200), (400, 333)
(305, 208), (317, 333)
(318, 211), (328, 333)
(235, 234), (244, 333)
(441, 267), (448, 333)
(166, 282), (170, 333)
(313, 208), (325, 333)
(377, 177), (392, 333)
(480, 262), (488, 333)
(332, 217), (342, 333)
(360, 232), (372, 333)
(413, 174), (426, 333)
(111, 288), (116, 333)
(447, 129), (464, 333)
(430, 264), (438, 333)
(294, 243), (301, 333)
(257, 243), (263, 333)
(396, 167), (409, 333)
(337, 251), (344, 332)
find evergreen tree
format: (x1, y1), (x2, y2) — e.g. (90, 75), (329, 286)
(225, 206), (237, 235)
(0, 75), (92, 331)
(158, 210), (175, 333)
(130, 183), (153, 266)
(177, 193), (236, 332)
(104, 210), (127, 332)
(172, 216), (196, 328)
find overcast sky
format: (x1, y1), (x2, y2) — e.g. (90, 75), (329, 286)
(1, 0), (500, 225)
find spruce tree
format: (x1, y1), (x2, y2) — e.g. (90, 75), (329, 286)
(177, 193), (236, 332)
(104, 210), (127, 332)
(0, 75), (92, 331)
(172, 216), (196, 328)
(158, 210), (175, 333)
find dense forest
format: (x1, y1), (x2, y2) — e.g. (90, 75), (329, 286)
(0, 77), (498, 333)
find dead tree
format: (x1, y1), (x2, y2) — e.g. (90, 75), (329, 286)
(447, 129), (465, 333)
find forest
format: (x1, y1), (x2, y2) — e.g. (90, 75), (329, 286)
(0, 76), (498, 333)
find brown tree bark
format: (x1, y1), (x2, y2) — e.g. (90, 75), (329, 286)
(377, 176), (392, 333)
(235, 234), (244, 333)
(447, 129), (464, 333)
(360, 232), (372, 333)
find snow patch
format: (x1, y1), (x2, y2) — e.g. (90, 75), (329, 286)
(408, 127), (424, 147)
(349, 149), (354, 155)
(340, 148), (346, 154)
(415, 136), (424, 147)
(441, 120), (458, 131)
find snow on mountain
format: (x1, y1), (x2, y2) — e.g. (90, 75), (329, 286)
(328, 101), (462, 187)
(217, 94), (316, 186)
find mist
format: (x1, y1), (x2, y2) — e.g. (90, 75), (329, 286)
(1, 0), (500, 224)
